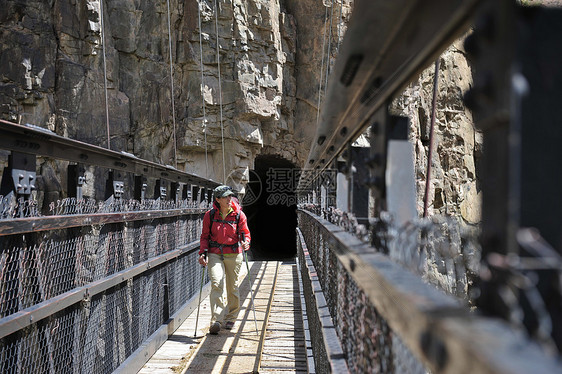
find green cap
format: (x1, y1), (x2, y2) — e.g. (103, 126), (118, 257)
(213, 185), (235, 199)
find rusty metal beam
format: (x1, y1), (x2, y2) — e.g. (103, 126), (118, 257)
(0, 120), (220, 189)
(301, 0), (482, 188)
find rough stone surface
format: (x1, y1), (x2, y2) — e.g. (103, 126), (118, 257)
(1, 0), (477, 221)
(391, 38), (482, 224)
(0, 0), (352, 196)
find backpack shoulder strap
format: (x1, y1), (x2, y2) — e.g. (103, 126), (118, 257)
(209, 208), (216, 234)
(210, 209), (241, 236)
(236, 211), (241, 241)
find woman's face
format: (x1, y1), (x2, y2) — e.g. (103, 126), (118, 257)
(217, 196), (231, 209)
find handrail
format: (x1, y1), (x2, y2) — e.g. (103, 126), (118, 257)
(0, 208), (206, 236)
(0, 119), (215, 373)
(0, 119), (219, 188)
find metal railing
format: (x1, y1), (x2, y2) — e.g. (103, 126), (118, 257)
(0, 121), (217, 374)
(319, 207), (481, 300)
(298, 0), (562, 363)
(297, 209), (562, 373)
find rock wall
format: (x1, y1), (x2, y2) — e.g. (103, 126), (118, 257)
(1, 0), (478, 220)
(0, 0), (351, 195)
(392, 38), (482, 223)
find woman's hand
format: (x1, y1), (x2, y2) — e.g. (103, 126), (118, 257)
(241, 240), (250, 251)
(199, 253), (208, 266)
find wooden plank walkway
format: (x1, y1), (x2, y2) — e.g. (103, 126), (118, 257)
(259, 262), (308, 374)
(138, 259), (309, 374)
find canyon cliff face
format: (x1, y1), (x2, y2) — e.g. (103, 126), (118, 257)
(0, 0), (477, 220)
(0, 0), (352, 193)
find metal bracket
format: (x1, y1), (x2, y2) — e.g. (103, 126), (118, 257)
(113, 180), (124, 199)
(105, 170), (125, 200)
(0, 152), (36, 197)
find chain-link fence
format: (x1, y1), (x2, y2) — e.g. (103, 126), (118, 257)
(0, 201), (207, 374)
(298, 211), (428, 373)
(309, 205), (481, 301)
(0, 121), (217, 373)
(297, 209), (562, 374)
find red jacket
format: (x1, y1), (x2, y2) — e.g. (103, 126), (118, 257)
(199, 199), (251, 255)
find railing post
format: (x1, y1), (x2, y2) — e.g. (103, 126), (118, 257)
(466, 1), (562, 352)
(191, 185), (198, 204)
(181, 183), (189, 201)
(171, 181), (182, 203)
(385, 116), (417, 227)
(68, 164), (86, 200)
(134, 175), (147, 200)
(366, 108), (388, 219)
(155, 179), (167, 200)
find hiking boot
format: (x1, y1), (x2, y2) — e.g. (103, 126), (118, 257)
(209, 322), (221, 335)
(225, 321), (235, 330)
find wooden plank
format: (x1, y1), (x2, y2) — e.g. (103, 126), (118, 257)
(259, 261), (309, 374)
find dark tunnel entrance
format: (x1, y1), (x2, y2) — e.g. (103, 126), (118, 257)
(243, 155), (298, 260)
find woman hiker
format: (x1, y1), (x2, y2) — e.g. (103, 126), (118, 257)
(199, 185), (251, 334)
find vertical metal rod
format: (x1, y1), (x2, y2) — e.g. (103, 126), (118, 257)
(100, 0), (111, 150)
(214, 0), (226, 184)
(423, 58), (441, 217)
(336, 0), (343, 53)
(508, 73), (528, 254)
(194, 262), (206, 337)
(316, 4), (330, 128)
(324, 0), (335, 91)
(166, 0), (178, 169)
(347, 142), (353, 213)
(198, 0), (209, 178)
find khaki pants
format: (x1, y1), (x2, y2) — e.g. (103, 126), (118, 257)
(208, 252), (243, 325)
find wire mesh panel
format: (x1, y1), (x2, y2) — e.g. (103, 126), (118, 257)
(0, 121), (216, 373)
(316, 206), (481, 301)
(297, 209), (562, 374)
(0, 206), (206, 374)
(166, 251), (205, 316)
(298, 210), (433, 374)
(386, 215), (481, 300)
